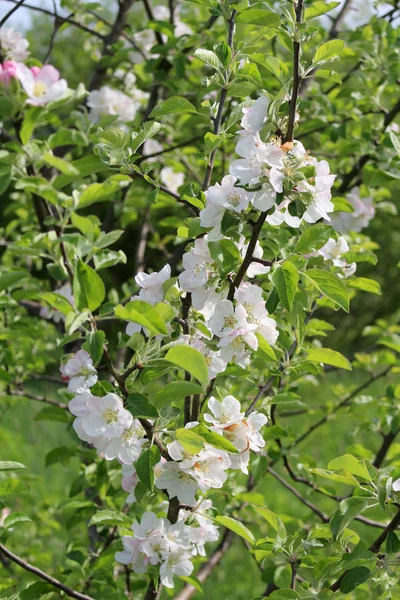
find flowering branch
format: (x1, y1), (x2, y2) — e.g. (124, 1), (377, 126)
(0, 543), (95, 600)
(284, 0), (304, 143)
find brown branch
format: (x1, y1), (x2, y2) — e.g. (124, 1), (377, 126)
(202, 10), (237, 191)
(4, 0), (105, 40)
(0, 543), (94, 600)
(0, 0), (26, 26)
(330, 507), (400, 592)
(292, 366), (393, 448)
(328, 0), (353, 39)
(284, 0), (304, 143)
(131, 169), (198, 214)
(10, 389), (68, 410)
(89, 0), (136, 90)
(373, 429), (400, 468)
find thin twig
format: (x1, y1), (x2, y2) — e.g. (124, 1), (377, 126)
(284, 0), (304, 143)
(0, 0), (26, 27)
(10, 389), (68, 410)
(0, 543), (94, 600)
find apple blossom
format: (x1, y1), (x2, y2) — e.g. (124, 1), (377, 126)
(330, 187), (375, 233)
(156, 462), (199, 506)
(0, 28), (29, 61)
(16, 64), (67, 106)
(60, 349), (97, 393)
(103, 420), (146, 463)
(78, 392), (133, 439)
(317, 237), (356, 278)
(160, 167), (185, 194)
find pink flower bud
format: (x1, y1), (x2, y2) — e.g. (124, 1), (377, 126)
(0, 60), (18, 85)
(30, 65), (40, 75)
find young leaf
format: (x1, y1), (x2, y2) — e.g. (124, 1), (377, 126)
(135, 446), (160, 492)
(4, 512), (32, 529)
(115, 301), (168, 335)
(126, 393), (159, 419)
(304, 268), (349, 312)
(307, 348), (352, 370)
(236, 5), (280, 27)
(192, 424), (239, 453)
(313, 40), (346, 65)
(154, 381), (204, 408)
(89, 510), (131, 527)
(193, 49), (221, 71)
(214, 516), (255, 545)
(347, 277), (381, 295)
(295, 224), (332, 254)
(340, 566), (371, 593)
(327, 454), (373, 481)
(272, 262), (299, 311)
(73, 260), (105, 312)
(85, 330), (106, 365)
(165, 346), (209, 387)
(41, 292), (74, 316)
(0, 461), (26, 471)
(150, 96), (198, 118)
(176, 428), (205, 454)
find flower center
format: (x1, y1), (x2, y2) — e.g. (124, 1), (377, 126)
(227, 191), (241, 207)
(223, 314), (237, 329)
(103, 408), (118, 424)
(33, 81), (47, 97)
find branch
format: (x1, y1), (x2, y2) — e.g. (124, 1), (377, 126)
(328, 0), (353, 39)
(131, 169), (198, 214)
(373, 429), (400, 468)
(330, 507), (400, 592)
(0, 0), (26, 27)
(4, 0), (105, 40)
(0, 543), (94, 600)
(284, 0), (304, 143)
(227, 212), (267, 301)
(89, 0), (135, 90)
(10, 389), (68, 410)
(202, 10), (237, 191)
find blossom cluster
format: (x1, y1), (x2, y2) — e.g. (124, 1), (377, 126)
(116, 505), (218, 588)
(200, 95), (336, 237)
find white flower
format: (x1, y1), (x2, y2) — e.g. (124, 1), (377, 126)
(393, 478), (400, 492)
(253, 183), (276, 212)
(209, 300), (258, 352)
(121, 464), (139, 504)
(204, 395), (244, 429)
(78, 393), (133, 439)
(103, 420), (146, 464)
(126, 264), (171, 336)
(160, 167), (185, 194)
(316, 236), (356, 278)
(156, 462), (198, 506)
(143, 138), (163, 160)
(237, 235), (271, 278)
(0, 28), (29, 61)
(160, 549), (194, 588)
(16, 64), (67, 106)
(115, 536), (149, 573)
(184, 446), (231, 493)
(241, 95), (269, 134)
(179, 252), (209, 291)
(206, 174), (254, 214)
(235, 283), (279, 345)
(40, 282), (74, 323)
(87, 85), (138, 123)
(60, 350), (97, 393)
(330, 187), (375, 233)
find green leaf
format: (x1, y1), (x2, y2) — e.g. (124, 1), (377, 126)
(333, 197), (354, 213)
(268, 591), (300, 600)
(34, 406), (70, 423)
(126, 393), (159, 419)
(131, 121), (165, 153)
(77, 174), (131, 208)
(89, 510), (131, 527)
(315, 69), (342, 84)
(154, 381), (204, 408)
(0, 270), (28, 292)
(313, 40), (346, 65)
(255, 333), (276, 360)
(387, 531), (400, 553)
(192, 424), (239, 453)
(42, 152), (80, 176)
(48, 128), (88, 149)
(4, 512), (32, 529)
(179, 576), (203, 593)
(115, 301), (168, 335)
(193, 48), (221, 71)
(271, 392), (303, 405)
(54, 154), (109, 189)
(71, 212), (97, 241)
(340, 566), (371, 593)
(165, 346), (209, 387)
(20, 107), (42, 145)
(0, 164), (11, 195)
(253, 505), (287, 537)
(236, 5), (280, 27)
(304, 268), (349, 312)
(327, 454), (373, 481)
(307, 348), (352, 370)
(20, 582), (54, 600)
(348, 277), (381, 295)
(40, 292), (74, 316)
(0, 461), (26, 471)
(208, 239), (241, 277)
(150, 96), (198, 118)
(85, 330), (105, 365)
(330, 497), (370, 540)
(0, 479), (29, 495)
(305, 1), (340, 19)
(73, 260), (105, 312)
(45, 446), (76, 466)
(135, 446), (161, 491)
(214, 516), (255, 545)
(307, 468), (361, 487)
(272, 262), (299, 311)
(176, 428), (205, 454)
(295, 224), (332, 254)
